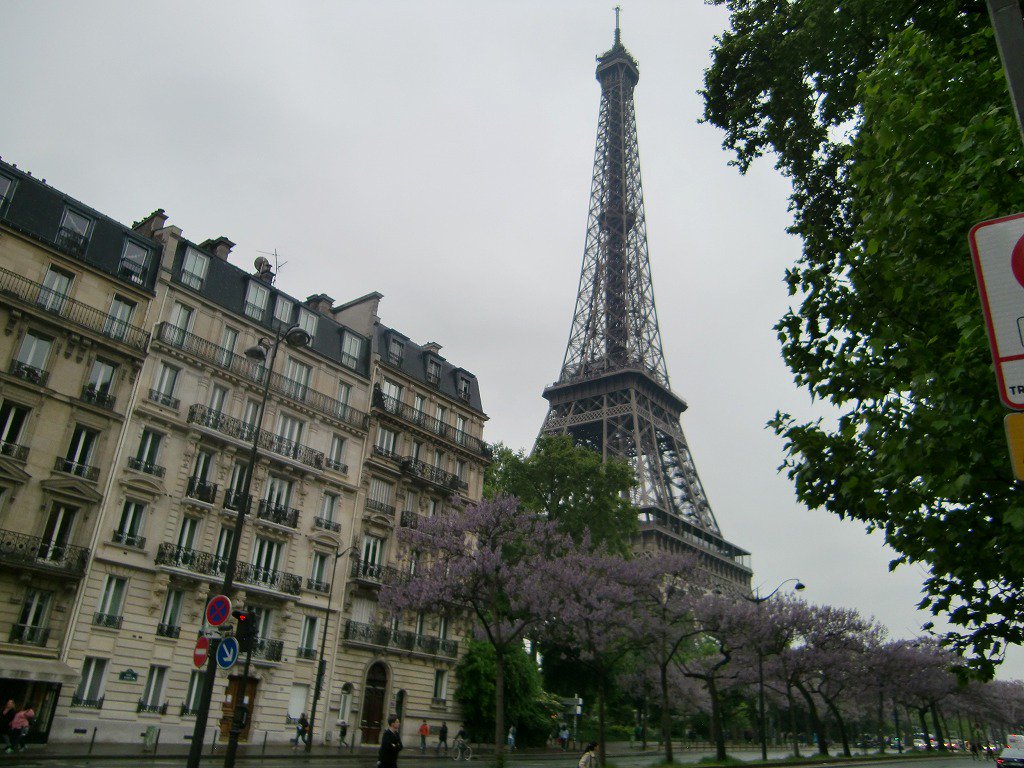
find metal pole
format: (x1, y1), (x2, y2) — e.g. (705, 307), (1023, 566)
(986, 0), (1024, 146)
(186, 324), (296, 768)
(307, 547), (351, 751)
(225, 648), (254, 768)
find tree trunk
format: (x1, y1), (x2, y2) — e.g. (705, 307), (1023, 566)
(660, 663), (674, 763)
(708, 676), (727, 761)
(823, 696), (850, 756)
(495, 650), (506, 768)
(930, 703), (947, 751)
(877, 691), (886, 754)
(795, 683), (828, 756)
(918, 707), (932, 751)
(787, 685), (801, 758)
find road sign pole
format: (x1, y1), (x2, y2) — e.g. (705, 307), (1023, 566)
(224, 647), (254, 768)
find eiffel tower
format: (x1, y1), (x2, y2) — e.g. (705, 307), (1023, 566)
(539, 13), (752, 588)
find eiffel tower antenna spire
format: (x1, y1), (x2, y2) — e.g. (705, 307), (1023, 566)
(540, 23), (751, 587)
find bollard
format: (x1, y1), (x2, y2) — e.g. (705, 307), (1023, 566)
(154, 728), (161, 756)
(211, 727), (218, 753)
(89, 727), (97, 754)
(262, 731), (268, 755)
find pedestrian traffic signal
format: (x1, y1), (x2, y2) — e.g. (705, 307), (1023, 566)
(232, 609), (256, 653)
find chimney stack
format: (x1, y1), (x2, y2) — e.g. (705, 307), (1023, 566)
(305, 294), (336, 316)
(199, 236), (236, 261)
(132, 209), (168, 238)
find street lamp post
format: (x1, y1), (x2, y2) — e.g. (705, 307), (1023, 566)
(747, 578), (805, 762)
(306, 545), (356, 752)
(185, 322), (311, 768)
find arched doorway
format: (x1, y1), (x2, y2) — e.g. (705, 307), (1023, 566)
(360, 663), (388, 744)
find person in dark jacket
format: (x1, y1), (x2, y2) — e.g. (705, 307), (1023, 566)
(0, 700), (14, 749)
(379, 715), (403, 768)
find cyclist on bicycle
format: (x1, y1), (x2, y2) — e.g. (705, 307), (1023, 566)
(453, 726), (470, 760)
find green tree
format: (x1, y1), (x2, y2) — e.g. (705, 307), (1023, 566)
(703, 0), (1024, 677)
(484, 436), (637, 554)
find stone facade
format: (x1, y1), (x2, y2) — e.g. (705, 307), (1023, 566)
(0, 160), (488, 748)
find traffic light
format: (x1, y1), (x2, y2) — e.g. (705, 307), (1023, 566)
(232, 609), (257, 653)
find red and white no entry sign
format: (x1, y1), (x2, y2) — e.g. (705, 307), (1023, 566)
(968, 211), (1024, 409)
(194, 635), (210, 668)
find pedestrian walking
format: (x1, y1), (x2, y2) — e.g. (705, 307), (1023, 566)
(419, 720), (430, 753)
(507, 724), (516, 751)
(379, 715), (403, 768)
(579, 741), (599, 768)
(6, 704), (33, 753)
(292, 713), (309, 748)
(560, 726), (570, 751)
(0, 700), (14, 749)
(971, 740), (980, 760)
(338, 719), (349, 748)
(437, 721), (449, 755)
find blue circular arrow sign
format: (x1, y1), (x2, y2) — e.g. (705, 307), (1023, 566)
(216, 636), (239, 670)
(205, 595), (232, 627)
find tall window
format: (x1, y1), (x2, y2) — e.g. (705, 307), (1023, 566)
(96, 575), (127, 625)
(368, 478), (394, 511)
(336, 381), (351, 405)
(15, 589), (51, 645)
(153, 363), (179, 404)
(388, 337), (404, 365)
(39, 266), (73, 313)
(256, 609), (273, 640)
(380, 379), (402, 402)
(119, 240), (149, 284)
(299, 616), (318, 655)
(215, 525), (234, 562)
(375, 426), (397, 455)
(274, 295), (293, 324)
(86, 358), (117, 396)
(140, 665), (168, 709)
(65, 424), (98, 472)
(242, 400), (260, 436)
(192, 450), (214, 483)
(361, 535), (384, 573)
(0, 400), (29, 451)
(104, 295), (136, 340)
(160, 589), (183, 634)
(283, 358), (311, 400)
(184, 670), (206, 714)
(208, 385), (228, 414)
(15, 331), (52, 377)
(181, 247), (209, 290)
(456, 460), (466, 482)
(114, 500), (146, 547)
(298, 308), (318, 337)
(310, 552), (328, 588)
(415, 612), (426, 635)
(252, 537), (281, 581)
(245, 281), (269, 319)
(328, 435), (346, 471)
(341, 332), (362, 368)
(435, 404), (447, 425)
(404, 491), (418, 514)
(438, 614), (449, 640)
(218, 326), (238, 367)
(228, 459), (249, 495)
(134, 429), (162, 472)
(456, 414), (467, 435)
(276, 413), (305, 452)
(263, 475), (293, 510)
(176, 516), (198, 550)
(75, 657), (107, 707)
(411, 440), (423, 461)
(427, 359), (442, 385)
(168, 302), (194, 334)
(413, 394), (426, 415)
(433, 670), (448, 701)
(319, 492), (338, 524)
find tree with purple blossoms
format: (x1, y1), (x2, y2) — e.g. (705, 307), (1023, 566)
(380, 496), (571, 765)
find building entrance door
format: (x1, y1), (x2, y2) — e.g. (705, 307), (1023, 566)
(219, 675), (258, 741)
(359, 663), (388, 744)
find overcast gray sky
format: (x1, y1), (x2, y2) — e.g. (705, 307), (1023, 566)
(4, 1), (1018, 680)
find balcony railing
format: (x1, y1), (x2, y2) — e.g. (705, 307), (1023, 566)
(156, 623), (181, 639)
(8, 623), (49, 646)
(255, 500), (300, 529)
(372, 391), (489, 456)
(0, 266), (149, 351)
(155, 543), (302, 595)
(403, 457), (467, 491)
(70, 695), (104, 709)
(223, 489), (250, 512)
(306, 578), (330, 593)
(112, 530), (146, 549)
(93, 612), (123, 629)
(148, 388), (180, 409)
(296, 646), (317, 660)
(127, 456), (165, 478)
(9, 360), (48, 386)
(54, 456), (99, 481)
(80, 384), (116, 409)
(0, 528), (89, 577)
(399, 510), (418, 528)
(325, 458), (348, 474)
(186, 478), (218, 504)
(250, 637), (283, 662)
(137, 700), (168, 715)
(155, 323), (369, 430)
(180, 704), (198, 717)
(187, 404), (325, 469)
(313, 516), (341, 533)
(55, 226), (89, 257)
(350, 558), (401, 585)
(365, 498), (396, 517)
(0, 440), (28, 462)
(343, 620), (457, 658)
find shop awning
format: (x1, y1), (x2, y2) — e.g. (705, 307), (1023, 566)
(0, 653), (79, 684)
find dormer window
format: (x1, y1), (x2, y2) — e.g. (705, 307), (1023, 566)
(388, 337), (404, 366)
(341, 332), (363, 370)
(298, 308), (318, 337)
(426, 358), (441, 386)
(181, 247), (209, 290)
(245, 280), (269, 319)
(0, 174), (15, 209)
(57, 209), (92, 258)
(458, 376), (471, 402)
(119, 239), (149, 285)
(274, 295), (293, 324)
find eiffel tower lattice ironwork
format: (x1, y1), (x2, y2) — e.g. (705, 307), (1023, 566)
(539, 17), (751, 587)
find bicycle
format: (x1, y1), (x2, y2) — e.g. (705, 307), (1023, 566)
(452, 738), (472, 760)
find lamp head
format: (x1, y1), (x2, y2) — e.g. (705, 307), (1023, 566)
(794, 581), (806, 592)
(284, 327), (311, 347)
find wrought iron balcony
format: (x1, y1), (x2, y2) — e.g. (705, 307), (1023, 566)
(8, 623), (49, 646)
(256, 499), (300, 529)
(325, 458), (348, 473)
(186, 478), (218, 504)
(402, 457), (466, 491)
(156, 623), (181, 638)
(313, 516), (341, 533)
(251, 637), (284, 662)
(372, 391), (488, 456)
(343, 620), (457, 658)
(55, 226), (89, 257)
(93, 612), (123, 629)
(136, 700), (168, 715)
(296, 646), (317, 660)
(365, 498), (396, 517)
(0, 440), (28, 462)
(372, 444), (402, 462)
(223, 489), (250, 512)
(70, 695), (104, 709)
(350, 558), (401, 586)
(155, 323), (369, 430)
(0, 266), (149, 351)
(111, 530), (146, 549)
(148, 388), (179, 409)
(80, 384), (116, 409)
(0, 528), (89, 577)
(187, 404), (325, 469)
(9, 360), (48, 386)
(306, 578), (330, 593)
(54, 456), (99, 481)
(399, 509), (419, 528)
(127, 456), (165, 478)
(155, 543), (302, 595)
(180, 704), (198, 717)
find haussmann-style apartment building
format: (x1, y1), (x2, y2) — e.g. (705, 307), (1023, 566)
(0, 158), (490, 748)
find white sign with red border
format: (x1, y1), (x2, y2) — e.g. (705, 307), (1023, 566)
(194, 635), (210, 668)
(968, 211), (1024, 409)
